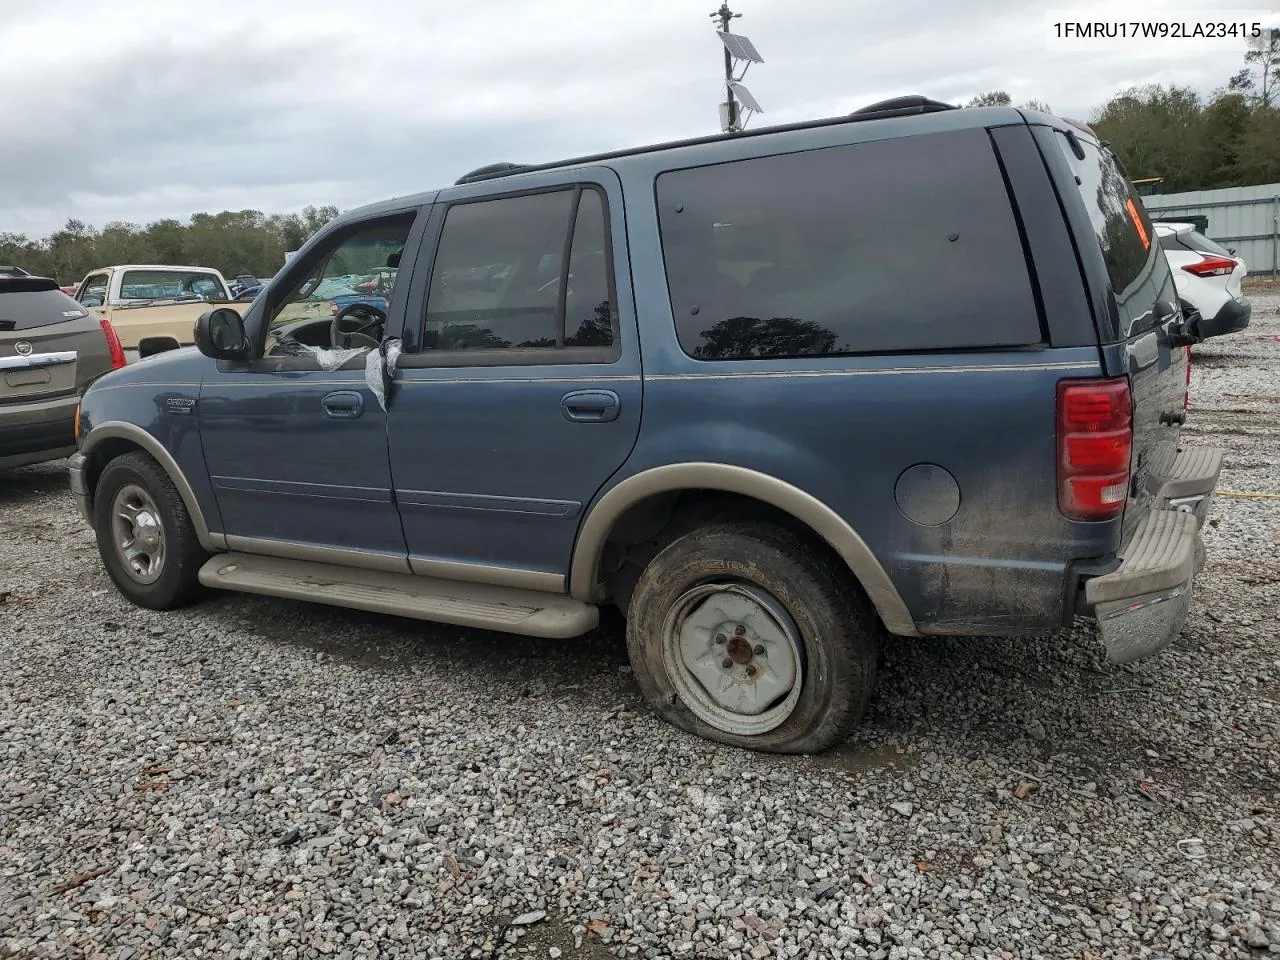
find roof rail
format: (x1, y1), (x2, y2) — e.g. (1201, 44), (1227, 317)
(455, 162), (533, 186)
(850, 95), (958, 119)
(447, 99), (969, 191)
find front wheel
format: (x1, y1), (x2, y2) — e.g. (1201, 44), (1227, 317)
(93, 452), (208, 610)
(626, 522), (879, 753)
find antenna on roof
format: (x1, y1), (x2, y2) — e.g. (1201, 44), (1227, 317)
(711, 4), (763, 133)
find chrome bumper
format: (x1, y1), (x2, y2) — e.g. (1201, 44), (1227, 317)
(1086, 445), (1222, 665)
(68, 452), (92, 524)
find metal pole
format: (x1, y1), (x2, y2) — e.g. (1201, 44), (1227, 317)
(715, 4), (738, 132)
(1273, 195), (1278, 278)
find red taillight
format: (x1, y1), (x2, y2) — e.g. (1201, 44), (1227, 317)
(1057, 377), (1132, 522)
(100, 317), (127, 369)
(1181, 255), (1236, 277)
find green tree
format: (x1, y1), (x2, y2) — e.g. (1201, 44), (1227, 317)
(1243, 27), (1279, 107)
(1091, 85), (1209, 191)
(1200, 92), (1251, 186)
(1235, 106), (1280, 182)
(966, 90), (1011, 107)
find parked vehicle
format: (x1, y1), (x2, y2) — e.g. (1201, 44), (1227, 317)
(1155, 222), (1251, 339)
(1, 266), (31, 278)
(73, 265), (238, 359)
(69, 98), (1221, 753)
(2, 275), (125, 470)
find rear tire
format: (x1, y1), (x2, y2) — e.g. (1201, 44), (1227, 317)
(93, 452), (208, 610)
(626, 521), (879, 753)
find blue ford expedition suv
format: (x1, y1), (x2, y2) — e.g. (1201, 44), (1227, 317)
(69, 98), (1222, 753)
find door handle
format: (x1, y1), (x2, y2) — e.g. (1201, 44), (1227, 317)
(561, 389), (620, 423)
(322, 390), (364, 419)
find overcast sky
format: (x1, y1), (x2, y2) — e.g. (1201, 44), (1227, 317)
(0, 0), (1262, 238)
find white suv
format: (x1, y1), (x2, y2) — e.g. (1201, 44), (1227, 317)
(1155, 222), (1251, 339)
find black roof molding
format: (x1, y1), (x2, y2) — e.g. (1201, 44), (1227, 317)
(850, 95), (958, 119)
(455, 162), (533, 185)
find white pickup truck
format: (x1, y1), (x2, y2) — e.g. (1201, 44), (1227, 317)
(74, 265), (240, 359)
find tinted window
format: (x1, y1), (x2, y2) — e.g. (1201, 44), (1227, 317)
(1181, 230), (1232, 257)
(1054, 133), (1170, 339)
(656, 128), (1041, 361)
(423, 188), (616, 357)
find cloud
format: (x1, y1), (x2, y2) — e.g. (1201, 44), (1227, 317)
(0, 0), (1252, 237)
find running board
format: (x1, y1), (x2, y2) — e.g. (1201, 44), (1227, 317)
(197, 553), (598, 638)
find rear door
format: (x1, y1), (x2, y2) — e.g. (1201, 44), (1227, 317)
(387, 169), (641, 586)
(1046, 129), (1187, 538)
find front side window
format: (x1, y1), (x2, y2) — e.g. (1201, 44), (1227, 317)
(421, 187), (617, 359)
(266, 217), (413, 354)
(117, 270), (224, 302)
(656, 128), (1041, 360)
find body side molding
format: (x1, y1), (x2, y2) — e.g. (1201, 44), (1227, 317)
(569, 462), (919, 636)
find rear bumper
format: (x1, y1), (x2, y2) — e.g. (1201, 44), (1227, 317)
(0, 394), (78, 470)
(1084, 444), (1223, 664)
(1196, 297), (1251, 339)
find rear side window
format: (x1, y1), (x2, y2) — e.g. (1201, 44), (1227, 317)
(656, 128), (1042, 360)
(1181, 230), (1232, 257)
(1054, 134), (1171, 339)
(421, 186), (618, 360)
(118, 269), (224, 302)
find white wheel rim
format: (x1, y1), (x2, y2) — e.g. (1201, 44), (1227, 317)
(661, 582), (804, 736)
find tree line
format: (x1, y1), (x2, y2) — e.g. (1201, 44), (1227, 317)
(967, 29), (1280, 193)
(4, 30), (1277, 284)
(0, 205), (338, 286)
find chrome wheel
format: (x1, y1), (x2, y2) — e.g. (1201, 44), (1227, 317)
(110, 484), (166, 585)
(661, 582), (803, 736)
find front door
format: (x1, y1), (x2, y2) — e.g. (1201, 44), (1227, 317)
(197, 211), (422, 568)
(387, 173), (641, 586)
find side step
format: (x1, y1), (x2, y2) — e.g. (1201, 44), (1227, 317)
(197, 553), (599, 638)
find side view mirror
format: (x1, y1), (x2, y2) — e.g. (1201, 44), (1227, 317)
(194, 308), (251, 361)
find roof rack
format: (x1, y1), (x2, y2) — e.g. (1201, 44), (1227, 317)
(850, 95), (958, 119)
(455, 162), (533, 186)
(451, 94), (967, 188)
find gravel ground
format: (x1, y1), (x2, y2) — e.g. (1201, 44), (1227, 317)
(2, 292), (1278, 960)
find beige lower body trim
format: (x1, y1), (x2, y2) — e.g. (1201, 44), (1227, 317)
(224, 535), (412, 574)
(408, 555), (564, 593)
(570, 462), (920, 637)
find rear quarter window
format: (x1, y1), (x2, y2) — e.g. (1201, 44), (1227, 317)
(655, 127), (1043, 360)
(1054, 133), (1173, 340)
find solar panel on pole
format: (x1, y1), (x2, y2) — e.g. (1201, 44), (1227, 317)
(717, 30), (764, 63)
(728, 81), (763, 114)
